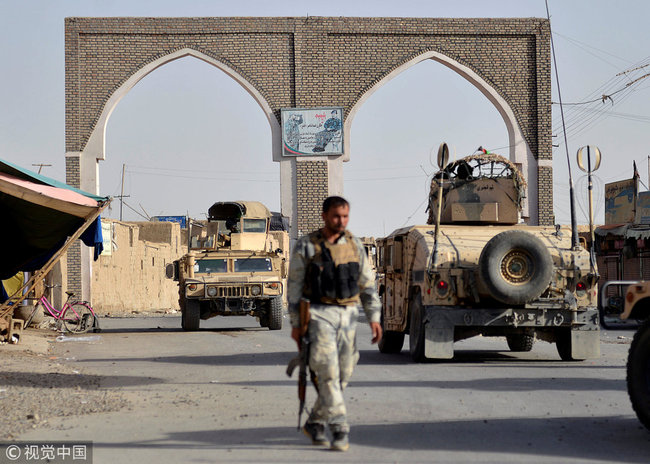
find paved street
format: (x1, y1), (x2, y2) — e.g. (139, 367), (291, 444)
(13, 314), (650, 463)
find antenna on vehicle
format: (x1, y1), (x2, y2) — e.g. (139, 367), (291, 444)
(431, 142), (449, 272)
(546, 0), (579, 250)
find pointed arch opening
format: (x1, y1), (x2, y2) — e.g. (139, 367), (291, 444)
(79, 48), (282, 198)
(344, 50), (538, 228)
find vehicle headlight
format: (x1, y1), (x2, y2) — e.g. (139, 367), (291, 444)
(207, 287), (217, 297)
(250, 285), (262, 296)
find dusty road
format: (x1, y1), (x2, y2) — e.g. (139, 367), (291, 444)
(3, 314), (650, 463)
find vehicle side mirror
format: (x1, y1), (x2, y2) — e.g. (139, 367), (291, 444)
(166, 261), (179, 281)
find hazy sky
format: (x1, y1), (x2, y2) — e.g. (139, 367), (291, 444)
(1, 0), (649, 237)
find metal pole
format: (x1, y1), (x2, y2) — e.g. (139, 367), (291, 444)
(588, 146), (594, 246)
(546, 0), (579, 250)
(432, 176), (444, 271)
(120, 164), (125, 221)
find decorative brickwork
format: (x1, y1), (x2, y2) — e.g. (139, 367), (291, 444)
(296, 160), (328, 235)
(65, 17), (550, 161)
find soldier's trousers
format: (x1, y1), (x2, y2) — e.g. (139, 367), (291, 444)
(307, 304), (360, 433)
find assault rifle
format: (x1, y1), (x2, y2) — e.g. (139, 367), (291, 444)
(286, 298), (311, 429)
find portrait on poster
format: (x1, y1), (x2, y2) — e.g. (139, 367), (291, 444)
(281, 107), (344, 156)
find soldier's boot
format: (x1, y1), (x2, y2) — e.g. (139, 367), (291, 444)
(302, 422), (329, 446)
(330, 431), (349, 452)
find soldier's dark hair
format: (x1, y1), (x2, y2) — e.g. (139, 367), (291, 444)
(322, 196), (349, 213)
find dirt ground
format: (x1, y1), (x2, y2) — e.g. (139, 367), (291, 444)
(0, 326), (128, 440)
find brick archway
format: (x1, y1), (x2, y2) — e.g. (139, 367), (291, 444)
(65, 17), (551, 299)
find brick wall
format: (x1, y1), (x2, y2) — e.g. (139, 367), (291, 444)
(538, 166), (554, 225)
(65, 17), (552, 227)
(296, 160), (328, 235)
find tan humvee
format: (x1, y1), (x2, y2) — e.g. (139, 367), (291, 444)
(377, 150), (600, 361)
(359, 237), (378, 273)
(601, 281), (650, 430)
(166, 201), (289, 331)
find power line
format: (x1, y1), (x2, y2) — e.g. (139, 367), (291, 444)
(550, 55), (650, 142)
(126, 167), (427, 183)
(121, 200), (149, 221)
(127, 169), (278, 183)
(552, 72), (650, 106)
(127, 164), (275, 175)
(553, 31), (635, 67)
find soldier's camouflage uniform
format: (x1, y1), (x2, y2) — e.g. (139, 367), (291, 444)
(288, 232), (380, 432)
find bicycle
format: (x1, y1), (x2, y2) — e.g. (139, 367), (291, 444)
(24, 284), (99, 334)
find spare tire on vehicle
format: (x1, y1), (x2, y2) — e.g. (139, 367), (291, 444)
(478, 230), (553, 305)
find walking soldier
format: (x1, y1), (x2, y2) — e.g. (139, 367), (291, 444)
(288, 196), (382, 451)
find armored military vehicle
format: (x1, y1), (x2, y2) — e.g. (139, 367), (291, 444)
(377, 146), (600, 362)
(166, 201), (288, 331)
(602, 280), (650, 430)
(359, 237), (378, 273)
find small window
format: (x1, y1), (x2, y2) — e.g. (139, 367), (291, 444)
(234, 258), (272, 272)
(194, 259), (228, 273)
(243, 218), (267, 233)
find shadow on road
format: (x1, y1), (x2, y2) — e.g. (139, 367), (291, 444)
(0, 372), (165, 389)
(359, 349), (626, 369)
(87, 416), (650, 462)
(77, 351), (297, 367)
(222, 375), (625, 392)
(98, 326), (266, 334)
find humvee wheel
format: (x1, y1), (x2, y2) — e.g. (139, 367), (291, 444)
(506, 333), (535, 352)
(378, 314), (405, 354)
(627, 318), (650, 430)
(409, 293), (427, 362)
(479, 230), (553, 306)
(181, 299), (200, 331)
(265, 296), (283, 330)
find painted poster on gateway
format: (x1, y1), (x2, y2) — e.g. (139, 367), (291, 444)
(281, 107), (343, 156)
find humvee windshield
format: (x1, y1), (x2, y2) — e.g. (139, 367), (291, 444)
(243, 219), (267, 233)
(234, 258), (272, 272)
(194, 259), (228, 273)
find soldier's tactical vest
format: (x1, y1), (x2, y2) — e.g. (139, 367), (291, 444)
(304, 230), (361, 306)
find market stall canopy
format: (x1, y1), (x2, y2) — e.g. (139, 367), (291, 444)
(0, 158), (110, 280)
(595, 223), (650, 241)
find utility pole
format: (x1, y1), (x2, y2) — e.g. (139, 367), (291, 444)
(32, 163), (52, 174)
(119, 164), (126, 221)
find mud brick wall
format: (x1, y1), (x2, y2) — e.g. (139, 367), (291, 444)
(91, 220), (187, 313)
